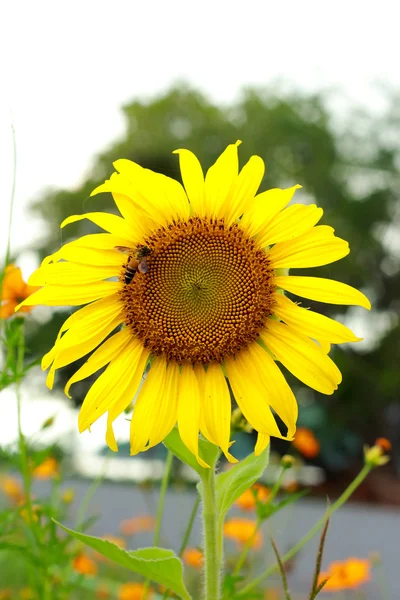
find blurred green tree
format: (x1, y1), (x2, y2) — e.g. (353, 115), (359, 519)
(25, 84), (400, 466)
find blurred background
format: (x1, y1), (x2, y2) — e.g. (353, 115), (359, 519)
(1, 1), (400, 596)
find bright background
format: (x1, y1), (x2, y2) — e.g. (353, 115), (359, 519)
(1, 2), (400, 598)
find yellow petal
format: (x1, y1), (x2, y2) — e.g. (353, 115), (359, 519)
(261, 320), (342, 395)
(204, 141), (241, 217)
(15, 281), (120, 311)
(318, 339), (331, 354)
(64, 328), (132, 398)
(78, 336), (149, 432)
(46, 312), (123, 389)
(178, 364), (209, 468)
(258, 204), (323, 247)
(255, 433), (271, 456)
(104, 345), (150, 451)
(115, 159), (190, 223)
(92, 171), (166, 229)
(275, 275), (371, 310)
(225, 155), (265, 227)
(274, 293), (361, 343)
(225, 353), (287, 439)
(129, 358), (167, 455)
(245, 342), (298, 438)
(173, 148), (205, 216)
(241, 185), (302, 238)
(42, 293), (122, 365)
(60, 212), (138, 242)
(147, 362), (180, 449)
(42, 246), (126, 269)
(28, 262), (120, 286)
(43, 234), (135, 266)
(268, 225), (349, 269)
(199, 363), (237, 463)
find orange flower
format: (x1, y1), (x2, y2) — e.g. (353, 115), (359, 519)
(0, 590), (11, 600)
(0, 476), (24, 504)
(19, 588), (34, 599)
(235, 483), (270, 511)
(117, 582), (153, 600)
(119, 515), (155, 536)
(293, 427), (320, 458)
(1, 265), (39, 319)
(224, 518), (263, 549)
(32, 457), (59, 479)
(72, 552), (98, 576)
(318, 557), (371, 591)
(375, 437), (391, 452)
(183, 547), (203, 569)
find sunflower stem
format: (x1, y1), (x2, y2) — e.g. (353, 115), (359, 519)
(201, 466), (221, 600)
(237, 463), (372, 597)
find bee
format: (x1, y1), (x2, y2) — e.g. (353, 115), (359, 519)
(115, 245), (152, 284)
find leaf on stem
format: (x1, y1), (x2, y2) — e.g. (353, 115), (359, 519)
(54, 520), (192, 600)
(216, 446), (270, 519)
(163, 427), (219, 476)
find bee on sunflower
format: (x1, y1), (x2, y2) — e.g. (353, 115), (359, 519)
(17, 142), (370, 465)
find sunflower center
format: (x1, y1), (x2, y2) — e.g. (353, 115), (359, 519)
(120, 217), (275, 363)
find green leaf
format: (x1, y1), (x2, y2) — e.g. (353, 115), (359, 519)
(163, 426), (219, 476)
(216, 446), (270, 519)
(54, 520), (192, 600)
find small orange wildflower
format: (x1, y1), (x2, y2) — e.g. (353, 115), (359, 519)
(32, 457), (59, 479)
(1, 265), (39, 319)
(318, 557), (371, 591)
(293, 427), (320, 458)
(119, 515), (155, 536)
(183, 547), (203, 569)
(0, 590), (11, 600)
(72, 552), (98, 576)
(235, 483), (270, 511)
(117, 582), (153, 600)
(375, 437), (391, 452)
(224, 518), (263, 549)
(0, 476), (24, 504)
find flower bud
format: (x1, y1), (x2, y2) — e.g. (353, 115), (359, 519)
(281, 454), (295, 469)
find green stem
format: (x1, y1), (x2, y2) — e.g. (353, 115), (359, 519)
(143, 451), (173, 600)
(1, 123), (17, 339)
(75, 449), (112, 529)
(231, 467), (285, 579)
(154, 450), (174, 546)
(201, 467), (221, 600)
(178, 494), (200, 557)
(233, 518), (262, 577)
(160, 494), (200, 600)
(15, 322), (44, 597)
(237, 464), (372, 597)
(269, 466), (286, 501)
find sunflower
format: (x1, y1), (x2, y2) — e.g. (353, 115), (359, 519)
(16, 142), (370, 465)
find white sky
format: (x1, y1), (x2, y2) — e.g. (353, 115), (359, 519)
(1, 0), (400, 265)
